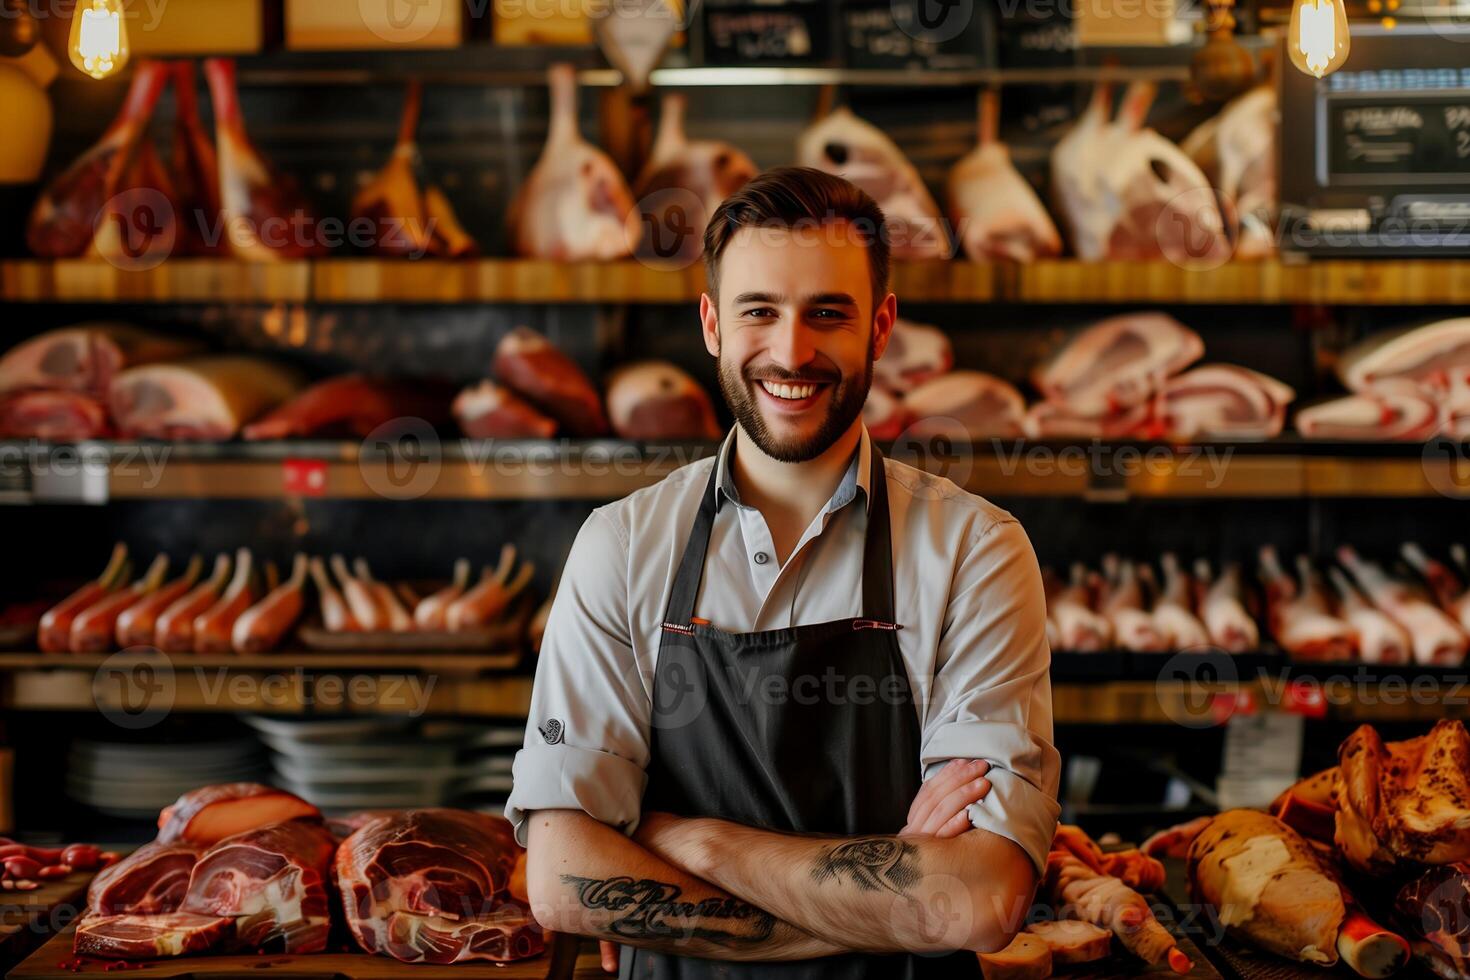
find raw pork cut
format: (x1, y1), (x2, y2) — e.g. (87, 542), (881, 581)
(1295, 384), (1442, 441)
(1031, 313), (1203, 417)
(1143, 364), (1294, 440)
(73, 912), (232, 960)
(336, 809), (543, 963)
(903, 371), (1025, 439)
(1050, 82), (1115, 261)
(109, 356), (305, 440)
(1152, 554), (1210, 649)
(1338, 546), (1467, 666)
(27, 61), (170, 258)
(1402, 543), (1470, 633)
(1194, 561), (1258, 653)
(1258, 546), (1355, 661)
(241, 375), (453, 440)
(157, 784), (320, 847)
(874, 318), (953, 395)
(182, 820), (336, 953)
(606, 361), (722, 441)
(1181, 85), (1278, 258)
(796, 106), (951, 260)
(631, 93), (756, 266)
(1098, 555), (1168, 652)
(1021, 399), (1148, 440)
(1046, 564), (1112, 652)
(493, 327), (608, 436)
(0, 324), (198, 396)
(0, 391), (111, 440)
(1327, 567), (1410, 665)
(454, 380), (558, 439)
(1338, 319), (1470, 397)
(204, 58), (325, 260)
(87, 841), (202, 916)
(862, 385), (909, 441)
(507, 64), (634, 260)
(947, 90), (1061, 263)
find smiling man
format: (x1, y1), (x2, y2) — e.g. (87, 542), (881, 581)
(505, 167), (1060, 978)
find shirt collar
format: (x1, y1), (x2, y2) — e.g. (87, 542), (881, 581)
(714, 426), (873, 516)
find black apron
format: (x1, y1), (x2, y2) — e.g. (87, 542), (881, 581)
(624, 447), (978, 980)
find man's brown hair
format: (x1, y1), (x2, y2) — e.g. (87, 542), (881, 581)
(702, 166), (890, 309)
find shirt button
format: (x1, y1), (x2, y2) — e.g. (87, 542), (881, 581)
(753, 551), (770, 565)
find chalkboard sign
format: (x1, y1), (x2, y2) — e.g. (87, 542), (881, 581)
(1328, 98), (1470, 181)
(840, 0), (995, 71)
(700, 1), (831, 66)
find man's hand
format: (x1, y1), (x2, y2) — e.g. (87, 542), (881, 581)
(901, 759), (992, 837)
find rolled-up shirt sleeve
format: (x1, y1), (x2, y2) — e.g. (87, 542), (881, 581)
(505, 508), (650, 846)
(920, 517), (1061, 874)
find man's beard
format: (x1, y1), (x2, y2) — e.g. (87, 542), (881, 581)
(717, 339), (873, 464)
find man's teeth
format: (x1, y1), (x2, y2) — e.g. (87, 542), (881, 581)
(760, 380), (818, 401)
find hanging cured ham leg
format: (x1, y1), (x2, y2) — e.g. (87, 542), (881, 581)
(192, 549), (257, 653)
(117, 556), (203, 649)
(204, 58), (325, 259)
(232, 554), (308, 652)
(1258, 546), (1355, 661)
(39, 543), (128, 653)
(155, 554), (231, 652)
(1328, 567), (1410, 665)
(27, 61), (171, 258)
(507, 64), (635, 260)
(1337, 545), (1467, 665)
(1195, 560), (1258, 652)
(948, 89), (1061, 262)
(70, 554), (170, 652)
(170, 61), (221, 255)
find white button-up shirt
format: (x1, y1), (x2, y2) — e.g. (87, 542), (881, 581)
(506, 426), (1061, 872)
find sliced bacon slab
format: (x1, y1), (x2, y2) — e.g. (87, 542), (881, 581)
(336, 809), (543, 964)
(157, 783), (319, 847)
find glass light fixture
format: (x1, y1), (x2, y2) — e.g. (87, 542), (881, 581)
(1289, 0), (1351, 78)
(68, 0), (130, 80)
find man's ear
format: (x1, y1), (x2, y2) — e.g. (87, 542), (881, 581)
(699, 293), (720, 357)
(870, 292), (899, 362)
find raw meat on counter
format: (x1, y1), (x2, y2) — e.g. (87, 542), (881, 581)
(947, 90), (1061, 263)
(88, 841), (200, 915)
(335, 809), (544, 963)
(903, 371), (1026, 439)
(204, 58), (325, 260)
(351, 81), (477, 259)
(796, 105), (952, 260)
(492, 326), (609, 436)
(181, 819), (336, 952)
(157, 783), (321, 847)
(1030, 313), (1204, 420)
(26, 62), (171, 259)
(631, 93), (757, 266)
(453, 380), (558, 439)
(38, 543), (128, 653)
(507, 64), (634, 260)
(109, 356), (306, 440)
(74, 912), (234, 960)
(169, 62), (221, 256)
(241, 375), (454, 440)
(606, 360), (722, 441)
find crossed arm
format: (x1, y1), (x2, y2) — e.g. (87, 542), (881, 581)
(525, 759), (1037, 962)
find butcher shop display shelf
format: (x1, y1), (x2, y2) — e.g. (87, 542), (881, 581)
(3, 439), (1464, 502)
(7, 259), (1470, 305)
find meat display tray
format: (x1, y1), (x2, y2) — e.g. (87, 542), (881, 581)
(10, 929), (603, 980)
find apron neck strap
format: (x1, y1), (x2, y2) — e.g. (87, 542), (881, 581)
(665, 441), (897, 625)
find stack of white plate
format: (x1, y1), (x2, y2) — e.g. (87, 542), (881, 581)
(244, 717), (523, 813)
(66, 738), (267, 819)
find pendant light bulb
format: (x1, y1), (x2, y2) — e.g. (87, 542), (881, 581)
(68, 0), (130, 80)
(1289, 0), (1350, 78)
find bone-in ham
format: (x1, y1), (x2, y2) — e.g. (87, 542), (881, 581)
(453, 380), (558, 439)
(231, 554), (307, 653)
(947, 90), (1061, 263)
(156, 783), (320, 847)
(507, 64), (634, 260)
(493, 327), (608, 436)
(70, 554), (170, 653)
(1338, 546), (1467, 665)
(191, 548), (256, 653)
(1181, 85), (1278, 259)
(0, 324), (199, 397)
(169, 62), (221, 256)
(155, 554), (232, 653)
(606, 361), (722, 441)
(110, 356), (305, 440)
(116, 557), (204, 649)
(241, 375), (453, 441)
(39, 544), (128, 653)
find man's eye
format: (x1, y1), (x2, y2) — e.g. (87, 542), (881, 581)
(810, 309), (850, 320)
(741, 307), (777, 318)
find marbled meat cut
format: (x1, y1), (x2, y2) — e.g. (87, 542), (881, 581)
(0, 390), (112, 440)
(0, 324), (198, 396)
(336, 809), (544, 964)
(157, 783), (320, 846)
(181, 820), (337, 953)
(87, 841), (201, 915)
(73, 912), (232, 960)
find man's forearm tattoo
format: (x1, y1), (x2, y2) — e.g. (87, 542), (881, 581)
(810, 837), (920, 894)
(561, 875), (776, 947)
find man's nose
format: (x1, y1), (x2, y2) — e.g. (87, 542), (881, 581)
(765, 317), (818, 372)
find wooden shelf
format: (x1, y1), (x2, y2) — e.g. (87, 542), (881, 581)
(5, 259), (1470, 305)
